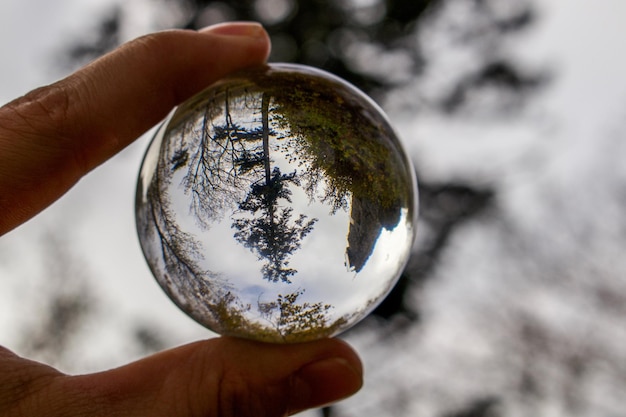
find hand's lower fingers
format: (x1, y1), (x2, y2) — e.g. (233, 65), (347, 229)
(57, 337), (362, 417)
(0, 22), (270, 235)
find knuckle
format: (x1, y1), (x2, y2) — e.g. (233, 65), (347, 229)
(217, 375), (290, 417)
(218, 377), (258, 417)
(5, 82), (75, 136)
(0, 350), (64, 416)
(0, 78), (92, 177)
(186, 356), (289, 417)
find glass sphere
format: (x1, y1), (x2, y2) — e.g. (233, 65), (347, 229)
(135, 63), (417, 343)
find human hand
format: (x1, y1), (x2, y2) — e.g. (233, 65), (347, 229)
(0, 22), (363, 416)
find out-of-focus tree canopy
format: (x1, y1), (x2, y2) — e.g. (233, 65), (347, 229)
(16, 1), (623, 416)
(66, 0), (544, 114)
(55, 2), (607, 417)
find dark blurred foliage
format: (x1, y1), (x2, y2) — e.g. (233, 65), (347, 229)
(133, 323), (169, 353)
(66, 6), (122, 65)
(180, 0), (429, 94)
(381, 182), (495, 318)
(441, 59), (546, 113)
(65, 0), (544, 113)
(371, 182), (494, 323)
(443, 397), (501, 417)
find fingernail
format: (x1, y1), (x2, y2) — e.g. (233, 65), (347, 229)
(199, 21), (266, 38)
(290, 357), (363, 413)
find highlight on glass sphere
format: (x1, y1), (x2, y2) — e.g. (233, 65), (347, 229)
(135, 63), (418, 343)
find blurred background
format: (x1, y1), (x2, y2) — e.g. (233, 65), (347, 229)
(1, 0), (626, 415)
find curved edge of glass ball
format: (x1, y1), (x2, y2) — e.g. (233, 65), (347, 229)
(135, 63), (419, 343)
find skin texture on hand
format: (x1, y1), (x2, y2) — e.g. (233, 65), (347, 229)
(0, 22), (363, 416)
(0, 338), (362, 417)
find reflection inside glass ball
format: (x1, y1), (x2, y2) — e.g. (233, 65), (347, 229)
(135, 63), (417, 343)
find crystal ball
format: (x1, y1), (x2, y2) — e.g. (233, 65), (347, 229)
(135, 63), (417, 343)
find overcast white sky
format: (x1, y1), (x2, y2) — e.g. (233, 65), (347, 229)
(2, 0), (626, 384)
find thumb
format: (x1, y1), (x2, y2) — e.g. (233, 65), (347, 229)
(61, 337), (363, 417)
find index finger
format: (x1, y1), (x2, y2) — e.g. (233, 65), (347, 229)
(0, 22), (270, 235)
